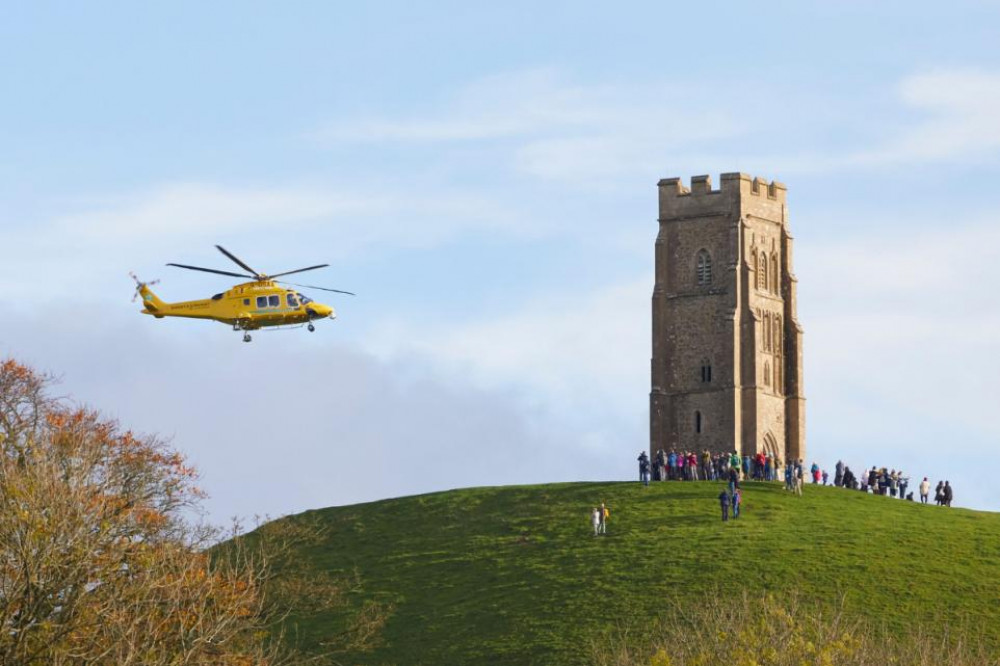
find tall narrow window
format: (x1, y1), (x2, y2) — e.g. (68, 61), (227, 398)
(696, 249), (712, 286)
(695, 410), (703, 433)
(763, 361), (771, 386)
(764, 312), (772, 352)
(771, 255), (780, 294)
(773, 316), (782, 353)
(774, 362), (781, 395)
(700, 359), (712, 383)
(757, 254), (768, 290)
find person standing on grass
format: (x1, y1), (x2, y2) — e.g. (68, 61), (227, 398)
(934, 481), (944, 505)
(943, 482), (953, 507)
(599, 502), (609, 534)
(590, 507), (601, 536)
(732, 487), (742, 519)
(835, 460), (844, 487)
(719, 489), (730, 522)
(638, 451), (650, 486)
(919, 477), (930, 504)
(843, 466), (856, 490)
(822, 470), (829, 486)
(794, 464), (804, 496)
(898, 472), (909, 501)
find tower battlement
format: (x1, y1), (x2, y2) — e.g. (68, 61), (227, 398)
(657, 173), (787, 212)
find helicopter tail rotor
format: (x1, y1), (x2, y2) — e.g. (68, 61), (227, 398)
(129, 272), (160, 303)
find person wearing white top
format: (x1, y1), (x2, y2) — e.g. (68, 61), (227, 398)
(919, 477), (931, 504)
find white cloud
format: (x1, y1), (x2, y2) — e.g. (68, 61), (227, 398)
(863, 69), (1000, 163)
(316, 68), (650, 143)
(0, 181), (531, 295)
(316, 66), (1000, 181)
(56, 184), (372, 241)
(369, 276), (651, 443)
(315, 68), (742, 184)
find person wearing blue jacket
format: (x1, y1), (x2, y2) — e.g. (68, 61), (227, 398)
(718, 489), (731, 522)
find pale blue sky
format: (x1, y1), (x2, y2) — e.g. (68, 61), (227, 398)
(2, 2), (999, 519)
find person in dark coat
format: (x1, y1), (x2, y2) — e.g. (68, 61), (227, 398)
(934, 481), (944, 505)
(842, 466), (856, 490)
(718, 489), (731, 522)
(638, 451), (650, 486)
(943, 481), (953, 507)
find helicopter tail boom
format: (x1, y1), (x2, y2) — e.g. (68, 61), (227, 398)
(138, 284), (167, 315)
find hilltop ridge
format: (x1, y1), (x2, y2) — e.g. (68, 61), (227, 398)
(258, 481), (1000, 665)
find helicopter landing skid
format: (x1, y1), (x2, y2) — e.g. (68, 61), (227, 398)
(232, 321), (320, 342)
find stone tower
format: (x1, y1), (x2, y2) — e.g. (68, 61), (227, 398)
(649, 173), (805, 461)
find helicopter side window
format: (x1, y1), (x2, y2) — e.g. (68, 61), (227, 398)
(286, 293), (299, 308)
(256, 296), (268, 308)
(268, 295), (280, 308)
(297, 292), (313, 305)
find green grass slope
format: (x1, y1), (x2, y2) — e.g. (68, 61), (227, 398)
(268, 481), (1000, 665)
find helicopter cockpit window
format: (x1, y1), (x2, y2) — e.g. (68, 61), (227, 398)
(256, 296), (268, 308)
(297, 293), (313, 305)
(267, 295), (280, 308)
(286, 293), (299, 308)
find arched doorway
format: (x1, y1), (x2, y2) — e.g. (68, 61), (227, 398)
(762, 432), (779, 459)
(762, 432), (780, 481)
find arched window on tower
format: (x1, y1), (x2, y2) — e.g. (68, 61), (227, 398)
(774, 362), (781, 395)
(757, 253), (767, 291)
(764, 312), (772, 352)
(771, 254), (779, 294)
(773, 316), (782, 354)
(700, 359), (712, 383)
(763, 361), (771, 387)
(695, 410), (703, 434)
(696, 249), (712, 286)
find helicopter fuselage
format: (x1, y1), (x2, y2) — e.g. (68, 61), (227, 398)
(139, 279), (334, 331)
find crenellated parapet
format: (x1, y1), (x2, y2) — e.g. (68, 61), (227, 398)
(658, 173), (787, 220)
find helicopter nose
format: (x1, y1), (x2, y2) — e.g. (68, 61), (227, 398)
(308, 304), (334, 319)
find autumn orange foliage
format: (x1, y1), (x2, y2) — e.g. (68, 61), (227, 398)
(0, 359), (291, 664)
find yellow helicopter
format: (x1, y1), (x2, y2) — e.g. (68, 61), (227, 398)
(133, 245), (354, 342)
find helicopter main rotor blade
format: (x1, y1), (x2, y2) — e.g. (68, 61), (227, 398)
(278, 280), (356, 296)
(269, 264), (330, 279)
(215, 245), (261, 277)
(166, 263), (255, 279)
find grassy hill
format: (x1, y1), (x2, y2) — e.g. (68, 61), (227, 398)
(257, 480), (1000, 665)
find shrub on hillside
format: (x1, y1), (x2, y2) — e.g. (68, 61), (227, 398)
(0, 358), (388, 664)
(591, 591), (998, 666)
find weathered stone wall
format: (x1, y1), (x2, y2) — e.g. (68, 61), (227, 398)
(650, 172), (805, 461)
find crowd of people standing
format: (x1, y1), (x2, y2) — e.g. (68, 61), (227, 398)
(639, 449), (787, 486)
(636, 450), (956, 508)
